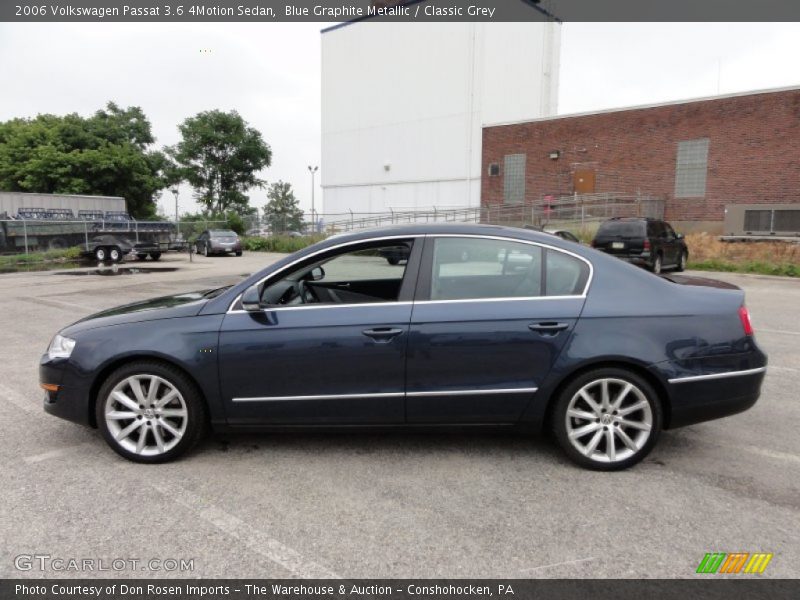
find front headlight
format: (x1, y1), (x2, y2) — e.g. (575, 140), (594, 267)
(48, 334), (76, 360)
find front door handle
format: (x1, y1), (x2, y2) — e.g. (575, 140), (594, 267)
(362, 327), (404, 343)
(528, 322), (569, 335)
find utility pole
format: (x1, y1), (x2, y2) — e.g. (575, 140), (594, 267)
(308, 165), (318, 233)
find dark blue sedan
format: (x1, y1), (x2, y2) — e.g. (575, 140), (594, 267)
(39, 224), (767, 469)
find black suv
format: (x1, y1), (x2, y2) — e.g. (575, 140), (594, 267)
(591, 218), (688, 274)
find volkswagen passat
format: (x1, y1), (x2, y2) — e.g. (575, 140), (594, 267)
(40, 225), (767, 470)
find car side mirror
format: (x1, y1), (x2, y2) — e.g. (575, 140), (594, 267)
(309, 266), (325, 281)
(241, 283), (263, 312)
(675, 233), (684, 240)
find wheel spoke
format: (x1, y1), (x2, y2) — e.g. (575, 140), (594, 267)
(615, 426), (638, 451)
(569, 422), (601, 439)
(116, 419), (142, 441)
(158, 408), (187, 419)
(151, 424), (165, 453)
(605, 427), (616, 461)
(618, 400), (648, 416)
(107, 410), (138, 420)
(579, 390), (602, 413)
(611, 382), (633, 410)
(129, 377), (147, 405)
(584, 429), (604, 455)
(146, 376), (160, 405)
(155, 389), (179, 408)
(619, 418), (650, 431)
(567, 408), (596, 421)
(111, 390), (139, 412)
(600, 380), (610, 410)
(158, 419), (181, 438)
(135, 426), (147, 453)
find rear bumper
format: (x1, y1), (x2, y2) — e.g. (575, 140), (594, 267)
(662, 362), (767, 429)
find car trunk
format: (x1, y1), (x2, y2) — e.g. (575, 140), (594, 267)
(593, 222), (646, 257)
(659, 274), (741, 291)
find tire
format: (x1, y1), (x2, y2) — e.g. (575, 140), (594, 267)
(109, 246), (122, 262)
(387, 257), (399, 265)
(651, 253), (662, 274)
(149, 252), (162, 261)
(676, 251), (688, 272)
(203, 244), (209, 257)
(136, 254), (147, 261)
(96, 361), (207, 463)
(235, 251), (242, 257)
(94, 247), (107, 262)
(551, 367), (662, 471)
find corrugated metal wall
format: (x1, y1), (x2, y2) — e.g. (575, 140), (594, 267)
(0, 192), (126, 216)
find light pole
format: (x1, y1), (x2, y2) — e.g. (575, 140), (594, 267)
(171, 187), (179, 223)
(307, 165), (318, 233)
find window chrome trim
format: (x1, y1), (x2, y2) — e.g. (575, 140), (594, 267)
(667, 366), (766, 384)
(232, 387), (538, 402)
(406, 387), (538, 397)
(226, 232), (594, 314)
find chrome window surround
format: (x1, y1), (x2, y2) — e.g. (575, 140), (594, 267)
(233, 387), (539, 403)
(226, 233), (594, 314)
(667, 366), (766, 384)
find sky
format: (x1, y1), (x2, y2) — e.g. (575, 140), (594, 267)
(1, 22), (799, 218)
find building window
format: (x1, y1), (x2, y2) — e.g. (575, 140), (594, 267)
(674, 138), (709, 198)
(503, 154), (526, 204)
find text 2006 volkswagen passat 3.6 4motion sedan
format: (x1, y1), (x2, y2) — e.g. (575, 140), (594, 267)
(40, 224), (767, 470)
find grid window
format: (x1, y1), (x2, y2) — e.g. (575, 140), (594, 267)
(503, 154), (526, 204)
(674, 138), (709, 198)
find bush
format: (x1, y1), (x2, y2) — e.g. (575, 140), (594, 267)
(242, 235), (325, 254)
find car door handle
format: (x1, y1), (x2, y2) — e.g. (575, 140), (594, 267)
(362, 327), (404, 343)
(528, 322), (569, 335)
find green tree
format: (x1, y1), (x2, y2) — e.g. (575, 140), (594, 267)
(0, 102), (168, 218)
(168, 110), (271, 214)
(263, 181), (304, 233)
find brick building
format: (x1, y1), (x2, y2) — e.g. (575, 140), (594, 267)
(481, 87), (800, 232)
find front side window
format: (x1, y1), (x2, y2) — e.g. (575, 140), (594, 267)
(429, 237), (588, 301)
(260, 241), (413, 306)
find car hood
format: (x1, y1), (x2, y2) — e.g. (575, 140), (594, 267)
(61, 290), (214, 335)
(659, 274), (741, 290)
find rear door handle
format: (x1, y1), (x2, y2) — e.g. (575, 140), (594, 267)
(362, 327), (404, 343)
(529, 322), (569, 335)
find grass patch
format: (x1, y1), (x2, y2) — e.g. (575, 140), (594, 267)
(0, 246), (82, 268)
(242, 235), (325, 254)
(684, 232), (799, 277)
(688, 259), (799, 278)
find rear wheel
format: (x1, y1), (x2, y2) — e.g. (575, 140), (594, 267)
(149, 252), (162, 261)
(96, 361), (207, 463)
(552, 368), (662, 470)
(235, 251), (242, 257)
(109, 246), (122, 262)
(136, 254), (147, 261)
(651, 253), (662, 274)
(94, 247), (107, 262)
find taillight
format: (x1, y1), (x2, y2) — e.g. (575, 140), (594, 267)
(739, 305), (754, 336)
(643, 239), (651, 251)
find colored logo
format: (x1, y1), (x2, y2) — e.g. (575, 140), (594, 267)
(696, 552), (773, 574)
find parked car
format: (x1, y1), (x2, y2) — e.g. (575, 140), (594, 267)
(591, 218), (688, 273)
(378, 245), (410, 265)
(546, 229), (581, 244)
(245, 228), (270, 238)
(82, 235), (161, 262)
(40, 224), (765, 470)
(194, 230), (242, 257)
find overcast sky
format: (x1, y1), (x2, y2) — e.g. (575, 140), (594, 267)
(1, 22), (799, 217)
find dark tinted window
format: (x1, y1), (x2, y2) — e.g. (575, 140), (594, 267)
(596, 221), (645, 238)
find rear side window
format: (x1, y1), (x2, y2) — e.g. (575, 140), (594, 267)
(596, 221), (645, 238)
(428, 237), (589, 300)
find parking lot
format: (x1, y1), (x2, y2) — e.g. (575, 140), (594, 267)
(0, 252), (798, 578)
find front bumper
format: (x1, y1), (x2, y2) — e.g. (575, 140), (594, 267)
(40, 355), (93, 426)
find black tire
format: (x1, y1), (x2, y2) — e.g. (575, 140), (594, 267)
(551, 367), (662, 471)
(149, 252), (162, 261)
(96, 360), (207, 464)
(651, 253), (662, 274)
(109, 246), (122, 263)
(386, 257), (399, 265)
(94, 246), (107, 262)
(203, 244), (209, 257)
(235, 251), (242, 257)
(136, 254), (147, 261)
(676, 251), (688, 272)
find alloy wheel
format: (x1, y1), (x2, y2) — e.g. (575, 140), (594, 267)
(564, 377), (653, 464)
(652, 255), (662, 274)
(104, 374), (188, 457)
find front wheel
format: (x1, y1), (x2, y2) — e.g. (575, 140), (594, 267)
(109, 246), (122, 262)
(235, 251), (242, 257)
(94, 247), (107, 262)
(96, 361), (207, 463)
(149, 252), (162, 261)
(651, 253), (662, 274)
(676, 251), (688, 272)
(552, 368), (662, 470)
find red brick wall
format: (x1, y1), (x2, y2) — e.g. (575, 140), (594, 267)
(481, 89), (800, 223)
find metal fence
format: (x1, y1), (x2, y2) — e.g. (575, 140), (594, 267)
(317, 192), (665, 234)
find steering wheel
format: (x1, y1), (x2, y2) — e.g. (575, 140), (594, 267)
(297, 280), (319, 304)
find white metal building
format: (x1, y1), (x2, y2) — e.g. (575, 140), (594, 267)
(321, 13), (561, 217)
